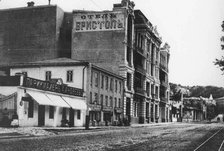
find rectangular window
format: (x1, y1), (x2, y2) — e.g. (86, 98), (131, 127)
(115, 80), (117, 93)
(49, 106), (54, 119)
(105, 76), (109, 90)
(127, 73), (131, 91)
(118, 98), (121, 108)
(94, 93), (98, 104)
(110, 78), (113, 91)
(28, 99), (34, 118)
(77, 110), (81, 120)
(110, 96), (113, 107)
(91, 71), (93, 87)
(67, 70), (73, 82)
(146, 82), (150, 97)
(45, 71), (51, 81)
(105, 96), (108, 106)
(114, 98), (117, 108)
(100, 94), (103, 105)
(119, 81), (122, 93)
(94, 72), (98, 87)
(90, 92), (92, 104)
(101, 75), (104, 89)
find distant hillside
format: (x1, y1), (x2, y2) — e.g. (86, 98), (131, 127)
(170, 83), (224, 99)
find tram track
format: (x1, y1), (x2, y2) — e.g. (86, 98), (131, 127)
(194, 127), (224, 151)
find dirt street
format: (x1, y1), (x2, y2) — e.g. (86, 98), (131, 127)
(0, 123), (223, 151)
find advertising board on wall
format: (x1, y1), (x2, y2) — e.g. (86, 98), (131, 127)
(73, 11), (125, 32)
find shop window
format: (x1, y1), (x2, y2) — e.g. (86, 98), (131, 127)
(28, 99), (34, 118)
(45, 71), (51, 81)
(134, 102), (138, 117)
(49, 106), (54, 119)
(67, 70), (73, 82)
(77, 110), (81, 120)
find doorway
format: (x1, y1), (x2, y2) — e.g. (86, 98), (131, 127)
(69, 108), (74, 127)
(38, 105), (45, 126)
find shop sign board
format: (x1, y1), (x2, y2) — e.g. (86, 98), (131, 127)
(23, 77), (83, 97)
(74, 12), (125, 32)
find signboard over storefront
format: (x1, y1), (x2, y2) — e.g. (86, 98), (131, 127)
(73, 11), (125, 32)
(22, 77), (83, 97)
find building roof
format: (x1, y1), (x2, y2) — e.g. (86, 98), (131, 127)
(0, 58), (125, 80)
(0, 58), (89, 68)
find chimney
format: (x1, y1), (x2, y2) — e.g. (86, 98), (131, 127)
(27, 1), (35, 7)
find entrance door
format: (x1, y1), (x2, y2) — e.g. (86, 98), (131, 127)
(38, 105), (45, 126)
(69, 108), (74, 127)
(126, 98), (131, 121)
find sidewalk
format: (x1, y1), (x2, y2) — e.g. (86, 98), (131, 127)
(0, 122), (178, 139)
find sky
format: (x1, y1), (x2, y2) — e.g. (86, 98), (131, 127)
(0, 0), (224, 87)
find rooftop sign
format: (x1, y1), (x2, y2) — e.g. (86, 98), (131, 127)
(23, 77), (83, 97)
(73, 12), (124, 32)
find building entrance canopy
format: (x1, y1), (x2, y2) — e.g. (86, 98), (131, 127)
(62, 96), (87, 110)
(45, 93), (70, 108)
(26, 90), (86, 110)
(27, 90), (55, 106)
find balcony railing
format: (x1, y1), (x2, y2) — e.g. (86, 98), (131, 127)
(135, 46), (147, 58)
(160, 63), (168, 72)
(160, 97), (168, 103)
(135, 87), (146, 96)
(135, 65), (146, 75)
(161, 81), (168, 87)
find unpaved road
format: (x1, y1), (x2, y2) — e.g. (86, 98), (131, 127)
(0, 123), (223, 151)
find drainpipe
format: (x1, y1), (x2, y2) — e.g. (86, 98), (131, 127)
(82, 65), (87, 90)
(82, 62), (90, 130)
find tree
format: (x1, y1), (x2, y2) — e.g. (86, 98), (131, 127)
(206, 104), (216, 121)
(215, 21), (224, 71)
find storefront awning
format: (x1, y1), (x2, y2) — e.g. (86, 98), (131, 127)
(27, 90), (55, 106)
(62, 96), (87, 110)
(45, 93), (70, 108)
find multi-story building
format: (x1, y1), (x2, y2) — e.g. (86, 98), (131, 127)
(0, 0), (171, 125)
(71, 0), (171, 124)
(72, 0), (135, 123)
(133, 10), (166, 123)
(0, 2), (72, 66)
(159, 43), (171, 122)
(0, 58), (124, 127)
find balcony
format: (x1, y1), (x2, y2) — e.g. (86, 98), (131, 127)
(161, 81), (168, 87)
(135, 65), (146, 75)
(160, 97), (168, 103)
(160, 63), (168, 72)
(135, 87), (146, 96)
(151, 94), (159, 100)
(135, 46), (147, 58)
